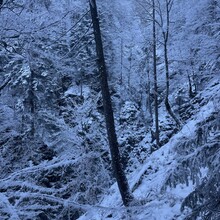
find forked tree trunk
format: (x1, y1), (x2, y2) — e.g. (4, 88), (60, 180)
(163, 0), (181, 127)
(89, 0), (133, 206)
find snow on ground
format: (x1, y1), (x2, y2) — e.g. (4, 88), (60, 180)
(77, 0), (220, 219)
(78, 81), (220, 220)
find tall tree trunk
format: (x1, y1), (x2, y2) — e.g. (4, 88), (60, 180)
(164, 41), (181, 127)
(152, 0), (160, 146)
(146, 50), (153, 120)
(89, 0), (133, 206)
(163, 0), (181, 127)
(120, 38), (123, 85)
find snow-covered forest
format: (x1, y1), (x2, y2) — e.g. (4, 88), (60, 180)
(0, 0), (219, 219)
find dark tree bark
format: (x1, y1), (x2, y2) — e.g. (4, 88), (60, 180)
(146, 49), (153, 120)
(164, 40), (180, 127)
(162, 0), (181, 127)
(152, 0), (160, 146)
(89, 0), (134, 206)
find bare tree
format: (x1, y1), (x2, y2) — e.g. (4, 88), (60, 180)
(138, 0), (181, 131)
(136, 0), (160, 145)
(152, 0), (160, 146)
(158, 0), (181, 127)
(89, 0), (134, 206)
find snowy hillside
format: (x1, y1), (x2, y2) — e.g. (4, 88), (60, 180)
(79, 78), (220, 219)
(0, 0), (219, 219)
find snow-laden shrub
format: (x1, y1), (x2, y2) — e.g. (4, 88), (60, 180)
(161, 109), (220, 219)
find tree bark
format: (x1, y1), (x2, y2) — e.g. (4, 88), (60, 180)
(163, 0), (181, 127)
(164, 40), (181, 127)
(152, 0), (160, 146)
(146, 50), (153, 120)
(89, 0), (133, 206)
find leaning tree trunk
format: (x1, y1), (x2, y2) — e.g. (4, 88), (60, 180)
(89, 0), (133, 206)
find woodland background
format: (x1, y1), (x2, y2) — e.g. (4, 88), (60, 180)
(0, 0), (219, 219)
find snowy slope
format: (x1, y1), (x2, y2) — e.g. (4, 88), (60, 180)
(78, 0), (220, 219)
(0, 0), (219, 219)
(78, 77), (220, 220)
